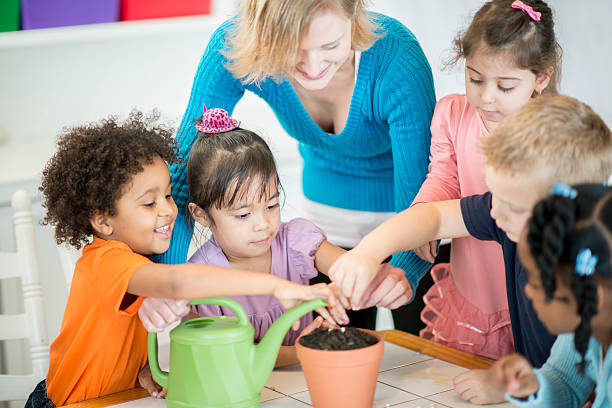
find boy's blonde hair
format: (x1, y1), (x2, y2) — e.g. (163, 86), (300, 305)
(225, 0), (379, 85)
(482, 94), (612, 189)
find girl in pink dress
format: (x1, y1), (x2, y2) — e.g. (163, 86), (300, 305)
(413, 0), (561, 361)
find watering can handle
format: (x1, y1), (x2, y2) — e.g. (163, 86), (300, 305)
(147, 332), (168, 388)
(147, 297), (247, 389)
(188, 297), (250, 325)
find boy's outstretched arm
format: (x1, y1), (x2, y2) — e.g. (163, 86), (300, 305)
(329, 199), (469, 306)
(136, 243), (350, 334)
(128, 263), (337, 314)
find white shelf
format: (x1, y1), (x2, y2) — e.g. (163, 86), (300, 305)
(0, 14), (226, 49)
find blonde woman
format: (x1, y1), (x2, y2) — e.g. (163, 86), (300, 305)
(153, 0), (436, 330)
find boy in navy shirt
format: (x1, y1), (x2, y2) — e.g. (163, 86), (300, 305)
(329, 94), (612, 404)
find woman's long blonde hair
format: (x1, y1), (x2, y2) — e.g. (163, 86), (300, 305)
(225, 0), (380, 85)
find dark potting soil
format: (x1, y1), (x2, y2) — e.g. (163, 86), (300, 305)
(298, 327), (378, 350)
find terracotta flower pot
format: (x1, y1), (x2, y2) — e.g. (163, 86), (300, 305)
(296, 329), (384, 408)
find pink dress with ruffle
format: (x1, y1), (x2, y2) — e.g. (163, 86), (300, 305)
(413, 94), (514, 359)
(188, 218), (325, 346)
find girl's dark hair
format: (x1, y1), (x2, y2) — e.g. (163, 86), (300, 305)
(40, 110), (180, 249)
(187, 122), (281, 225)
(451, 0), (562, 93)
(527, 184), (612, 372)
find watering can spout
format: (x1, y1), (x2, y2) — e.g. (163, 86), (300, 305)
(252, 298), (327, 390)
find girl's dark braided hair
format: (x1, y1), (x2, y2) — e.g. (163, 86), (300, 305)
(527, 183), (612, 373)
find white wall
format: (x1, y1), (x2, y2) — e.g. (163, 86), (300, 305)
(372, 0), (611, 123)
(0, 0), (610, 392)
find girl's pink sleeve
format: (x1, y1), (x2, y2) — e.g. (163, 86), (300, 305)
(412, 95), (462, 205)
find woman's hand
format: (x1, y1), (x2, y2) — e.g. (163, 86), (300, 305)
(413, 241), (437, 263)
(138, 297), (191, 332)
(327, 247), (383, 308)
(358, 263), (413, 310)
(138, 363), (167, 399)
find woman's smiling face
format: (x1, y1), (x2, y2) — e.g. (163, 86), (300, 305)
(290, 10), (353, 91)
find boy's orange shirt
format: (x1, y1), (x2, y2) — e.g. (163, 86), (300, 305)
(47, 237), (151, 406)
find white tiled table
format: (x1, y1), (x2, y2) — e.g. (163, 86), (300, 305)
(63, 331), (515, 408)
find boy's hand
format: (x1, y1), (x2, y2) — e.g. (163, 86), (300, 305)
(138, 363), (167, 399)
(493, 353), (539, 398)
(358, 263), (413, 310)
(328, 248), (381, 308)
(273, 281), (340, 330)
(138, 297), (190, 332)
(414, 241), (437, 263)
(454, 369), (506, 404)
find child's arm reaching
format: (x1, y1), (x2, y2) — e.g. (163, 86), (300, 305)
(135, 243), (348, 333)
(313, 241), (347, 275)
(315, 241), (413, 311)
(329, 199), (469, 306)
(475, 335), (597, 407)
(468, 334), (597, 408)
(454, 354), (539, 405)
(128, 263), (336, 313)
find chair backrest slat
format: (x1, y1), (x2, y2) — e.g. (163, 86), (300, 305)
(0, 190), (50, 401)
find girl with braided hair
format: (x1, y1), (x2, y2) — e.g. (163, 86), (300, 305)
(489, 183), (612, 407)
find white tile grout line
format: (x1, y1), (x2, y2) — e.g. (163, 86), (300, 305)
(266, 379), (456, 407)
(387, 400), (453, 408)
(378, 357), (435, 373)
(376, 378), (452, 398)
(263, 386), (297, 404)
(285, 394), (312, 406)
(421, 397), (454, 408)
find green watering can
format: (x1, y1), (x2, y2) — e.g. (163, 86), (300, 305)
(148, 296), (326, 408)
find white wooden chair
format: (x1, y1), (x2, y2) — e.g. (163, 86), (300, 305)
(0, 190), (49, 401)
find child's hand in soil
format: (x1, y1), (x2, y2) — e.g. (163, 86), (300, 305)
(273, 281), (340, 330)
(323, 282), (350, 324)
(298, 316), (337, 338)
(357, 263), (413, 310)
(138, 297), (190, 332)
(138, 363), (167, 399)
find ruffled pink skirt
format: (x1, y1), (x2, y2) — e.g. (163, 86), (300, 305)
(420, 263), (514, 360)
